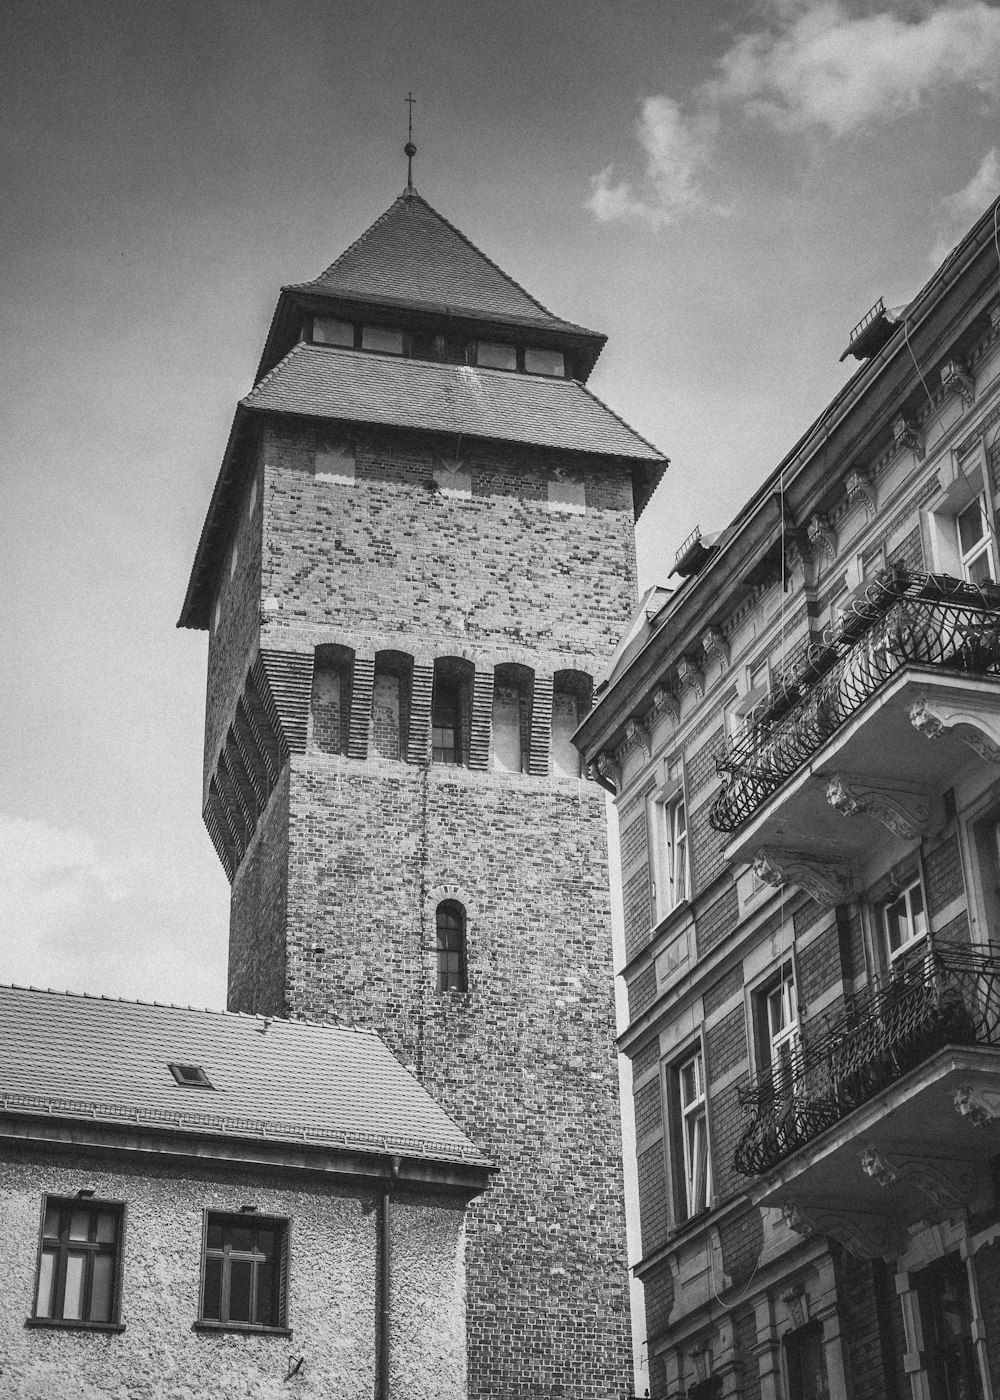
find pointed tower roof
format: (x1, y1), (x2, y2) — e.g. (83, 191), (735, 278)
(289, 192), (589, 331)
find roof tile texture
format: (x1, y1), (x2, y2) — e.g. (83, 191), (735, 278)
(243, 343), (664, 462)
(306, 193), (563, 324)
(0, 984), (486, 1164)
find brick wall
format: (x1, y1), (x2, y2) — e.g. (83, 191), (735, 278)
(629, 963), (659, 1020)
(686, 727), (724, 798)
(707, 1077), (747, 1202)
(623, 867), (653, 962)
(209, 423), (638, 1400)
(734, 1307), (762, 1400)
(719, 1210), (762, 1291)
(697, 884), (739, 957)
(704, 962), (743, 1017)
(637, 1144), (670, 1256)
(633, 1078), (663, 1140)
(706, 1006), (747, 1080)
(228, 768), (290, 1016)
(689, 799), (727, 894)
(925, 832), (965, 916)
(833, 1252), (904, 1400)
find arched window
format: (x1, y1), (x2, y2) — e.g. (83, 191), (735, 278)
(492, 663), (533, 773)
(309, 645), (354, 755)
(432, 658), (473, 766)
(436, 901), (467, 993)
(370, 651), (412, 760)
(551, 670), (593, 777)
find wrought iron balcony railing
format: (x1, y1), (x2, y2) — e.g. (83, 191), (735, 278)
(733, 944), (1000, 1178)
(710, 570), (1000, 834)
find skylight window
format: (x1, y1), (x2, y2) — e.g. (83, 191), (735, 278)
(168, 1063), (214, 1090)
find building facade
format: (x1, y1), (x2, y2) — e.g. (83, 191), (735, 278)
(179, 188), (665, 1399)
(0, 984), (490, 1399)
(576, 199), (1000, 1400)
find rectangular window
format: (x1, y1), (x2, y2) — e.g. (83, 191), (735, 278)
(882, 875), (927, 962)
(673, 1049), (711, 1221)
(33, 1197), (123, 1327)
(914, 1253), (982, 1400)
(757, 963), (798, 1092)
(361, 325), (403, 355)
(651, 770), (689, 920)
(477, 340), (517, 371)
(785, 1323), (830, 1400)
(312, 315), (354, 346)
(524, 346), (565, 377)
(199, 1214), (288, 1332)
(957, 495), (995, 584)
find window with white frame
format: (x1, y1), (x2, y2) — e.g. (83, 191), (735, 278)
(673, 1048), (711, 1221)
(956, 494), (996, 585)
(757, 963), (798, 1093)
(881, 874), (928, 963)
(650, 762), (689, 920)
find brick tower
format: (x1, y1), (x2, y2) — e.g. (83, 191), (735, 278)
(180, 186), (665, 1400)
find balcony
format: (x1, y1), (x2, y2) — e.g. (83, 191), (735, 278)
(734, 944), (1000, 1258)
(710, 572), (1000, 875)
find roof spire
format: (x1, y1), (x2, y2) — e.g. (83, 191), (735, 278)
(404, 92), (417, 195)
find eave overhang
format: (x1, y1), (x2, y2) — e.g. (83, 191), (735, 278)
(576, 197), (1000, 772)
(0, 1108), (494, 1200)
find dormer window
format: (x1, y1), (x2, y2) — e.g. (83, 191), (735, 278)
(477, 341), (517, 371)
(524, 347), (565, 377)
(361, 325), (403, 355)
(312, 316), (353, 347)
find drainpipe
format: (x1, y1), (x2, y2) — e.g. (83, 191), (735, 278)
(378, 1156), (402, 1400)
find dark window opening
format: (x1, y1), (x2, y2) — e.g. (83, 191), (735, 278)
(310, 645), (354, 756)
(168, 1062), (214, 1089)
(199, 1214), (288, 1332)
(785, 1323), (830, 1400)
(33, 1197), (123, 1327)
(436, 901), (468, 993)
(914, 1253), (983, 1400)
(432, 660), (472, 766)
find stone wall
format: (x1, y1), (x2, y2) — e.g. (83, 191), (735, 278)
(0, 1143), (467, 1400)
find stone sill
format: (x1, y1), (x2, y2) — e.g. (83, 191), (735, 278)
(25, 1317), (125, 1333)
(193, 1320), (292, 1338)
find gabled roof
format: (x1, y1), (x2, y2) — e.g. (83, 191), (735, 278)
(0, 984), (489, 1170)
(290, 192), (593, 334)
(243, 343), (665, 467)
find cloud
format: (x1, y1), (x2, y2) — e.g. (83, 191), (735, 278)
(590, 2), (1000, 226)
(711, 1), (1000, 138)
(588, 97), (719, 229)
(930, 148), (1000, 262)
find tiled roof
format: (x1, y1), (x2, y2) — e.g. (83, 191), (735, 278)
(298, 193), (589, 332)
(242, 343), (665, 464)
(0, 984), (488, 1167)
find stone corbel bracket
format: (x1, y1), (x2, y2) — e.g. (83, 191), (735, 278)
(702, 626), (730, 669)
(592, 750), (622, 795)
(892, 413), (925, 461)
(940, 357), (976, 407)
(909, 696), (1000, 765)
(753, 846), (854, 907)
(860, 1145), (975, 1213)
(779, 1198), (902, 1260)
(825, 773), (932, 840)
(780, 1284), (809, 1331)
(677, 654), (705, 701)
(955, 1084), (1000, 1126)
(650, 684), (680, 727)
(623, 716), (652, 762)
(844, 467), (876, 520)
(807, 513), (837, 561)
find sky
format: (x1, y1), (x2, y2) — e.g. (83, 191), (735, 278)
(4, 0), (1000, 1378)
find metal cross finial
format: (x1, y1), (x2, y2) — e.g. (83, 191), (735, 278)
(404, 92), (417, 195)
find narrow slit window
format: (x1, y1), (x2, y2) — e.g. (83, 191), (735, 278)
(436, 901), (468, 993)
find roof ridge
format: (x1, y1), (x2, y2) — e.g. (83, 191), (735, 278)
(574, 378), (666, 461)
(248, 341), (304, 396)
(0, 981), (365, 1033)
